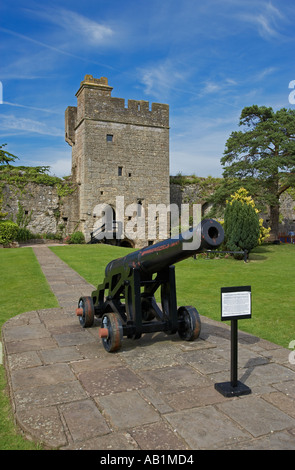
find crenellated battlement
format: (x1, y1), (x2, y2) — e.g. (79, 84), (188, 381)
(73, 75), (169, 129)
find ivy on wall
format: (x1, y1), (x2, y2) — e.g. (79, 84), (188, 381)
(0, 165), (77, 241)
(0, 165), (72, 188)
(0, 165), (76, 200)
(170, 173), (223, 205)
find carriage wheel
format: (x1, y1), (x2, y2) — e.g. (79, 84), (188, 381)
(100, 312), (123, 352)
(76, 296), (95, 328)
(177, 306), (201, 341)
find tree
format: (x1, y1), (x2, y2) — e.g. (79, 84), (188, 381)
(0, 143), (18, 165)
(0, 144), (18, 219)
(224, 188), (260, 257)
(221, 105), (295, 239)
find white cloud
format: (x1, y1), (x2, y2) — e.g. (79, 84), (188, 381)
(197, 78), (240, 106)
(170, 146), (224, 178)
(16, 148), (72, 178)
(24, 7), (114, 47)
(138, 60), (192, 100)
(59, 10), (114, 45)
(254, 67), (277, 82)
(201, 82), (222, 95)
(48, 157), (72, 178)
(169, 110), (240, 177)
(0, 27), (116, 75)
(3, 101), (59, 114)
(0, 114), (63, 137)
(237, 2), (285, 39)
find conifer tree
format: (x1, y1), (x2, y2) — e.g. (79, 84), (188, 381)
(221, 105), (295, 239)
(224, 188), (260, 257)
(0, 143), (18, 165)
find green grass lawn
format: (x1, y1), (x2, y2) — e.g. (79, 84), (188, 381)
(1, 243), (294, 449)
(50, 243), (295, 349)
(0, 247), (58, 450)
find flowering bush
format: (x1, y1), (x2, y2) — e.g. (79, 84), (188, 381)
(258, 218), (271, 245)
(224, 188), (260, 257)
(226, 188), (271, 245)
(64, 231), (85, 244)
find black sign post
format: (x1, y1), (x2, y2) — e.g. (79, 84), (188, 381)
(215, 286), (252, 397)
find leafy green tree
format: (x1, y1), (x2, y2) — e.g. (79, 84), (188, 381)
(0, 143), (18, 165)
(224, 189), (260, 257)
(221, 105), (295, 239)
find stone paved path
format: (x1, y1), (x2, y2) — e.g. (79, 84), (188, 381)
(2, 245), (295, 449)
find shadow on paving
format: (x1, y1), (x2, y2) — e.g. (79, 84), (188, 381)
(1, 246), (295, 450)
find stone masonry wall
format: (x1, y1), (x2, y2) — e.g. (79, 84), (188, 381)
(66, 75), (170, 246)
(171, 181), (295, 234)
(1, 181), (78, 236)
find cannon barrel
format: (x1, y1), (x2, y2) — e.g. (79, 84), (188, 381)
(77, 218), (224, 352)
(105, 218), (224, 276)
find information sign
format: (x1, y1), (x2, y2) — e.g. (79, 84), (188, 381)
(215, 286), (252, 397)
(221, 286), (251, 321)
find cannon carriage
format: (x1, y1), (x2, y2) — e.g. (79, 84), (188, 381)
(76, 218), (224, 352)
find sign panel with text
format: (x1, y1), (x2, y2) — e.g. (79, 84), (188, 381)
(221, 286), (251, 321)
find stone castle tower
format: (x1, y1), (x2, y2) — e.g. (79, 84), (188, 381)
(65, 75), (170, 247)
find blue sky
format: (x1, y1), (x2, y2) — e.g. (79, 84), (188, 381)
(1, 0), (295, 178)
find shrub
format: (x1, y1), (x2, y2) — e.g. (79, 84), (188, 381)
(0, 220), (19, 245)
(224, 193), (260, 258)
(40, 232), (63, 241)
(42, 233), (56, 240)
(16, 227), (33, 242)
(66, 231), (85, 244)
(258, 218), (271, 245)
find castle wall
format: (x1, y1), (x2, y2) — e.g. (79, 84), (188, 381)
(1, 182), (77, 236)
(170, 181), (295, 236)
(66, 75), (170, 246)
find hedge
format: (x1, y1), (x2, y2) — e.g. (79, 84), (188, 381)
(0, 220), (19, 245)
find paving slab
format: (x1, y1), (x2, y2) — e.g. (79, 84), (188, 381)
(10, 363), (76, 390)
(164, 404), (250, 449)
(59, 399), (111, 441)
(13, 380), (88, 411)
(129, 420), (189, 450)
(97, 390), (161, 429)
(1, 245), (295, 450)
(218, 396), (295, 438)
(78, 366), (146, 396)
(17, 405), (68, 448)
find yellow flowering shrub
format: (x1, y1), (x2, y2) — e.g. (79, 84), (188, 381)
(226, 188), (271, 244)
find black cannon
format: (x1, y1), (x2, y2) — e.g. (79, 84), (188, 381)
(76, 218), (224, 352)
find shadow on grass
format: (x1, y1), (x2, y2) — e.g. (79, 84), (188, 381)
(249, 243), (274, 261)
(249, 253), (268, 261)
